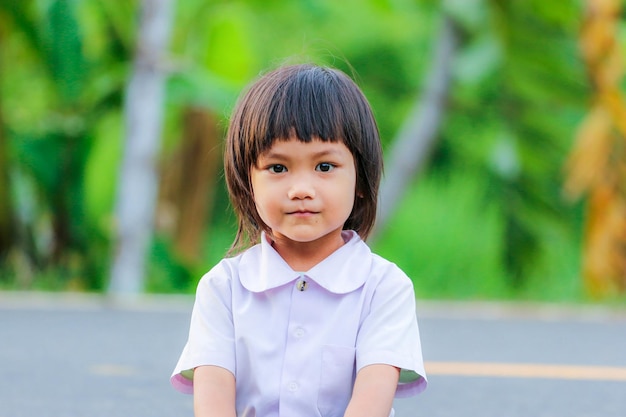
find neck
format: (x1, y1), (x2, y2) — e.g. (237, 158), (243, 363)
(270, 232), (345, 271)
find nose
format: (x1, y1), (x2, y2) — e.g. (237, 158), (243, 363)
(287, 174), (316, 200)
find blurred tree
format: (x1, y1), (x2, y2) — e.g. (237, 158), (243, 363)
(0, 24), (13, 259)
(158, 0), (256, 271)
(158, 107), (221, 266)
(0, 0), (602, 299)
(108, 0), (174, 296)
(1, 0), (91, 286)
(433, 0), (587, 288)
(373, 14), (458, 240)
(565, 0), (626, 297)
(0, 0), (130, 289)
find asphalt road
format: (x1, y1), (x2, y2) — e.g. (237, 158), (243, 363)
(1, 292), (625, 417)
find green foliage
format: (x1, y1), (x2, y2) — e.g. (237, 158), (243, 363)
(374, 170), (585, 301)
(83, 111), (122, 223)
(430, 0), (589, 289)
(46, 0), (86, 102)
(201, 4), (258, 84)
(0, 0), (127, 290)
(375, 171), (510, 299)
(0, 0), (606, 301)
(145, 235), (193, 293)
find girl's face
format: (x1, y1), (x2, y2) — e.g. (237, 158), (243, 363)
(251, 136), (356, 264)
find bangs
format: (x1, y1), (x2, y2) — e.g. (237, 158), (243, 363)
(269, 69), (344, 142)
(245, 66), (364, 155)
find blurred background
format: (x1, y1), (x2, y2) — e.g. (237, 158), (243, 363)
(0, 0), (625, 303)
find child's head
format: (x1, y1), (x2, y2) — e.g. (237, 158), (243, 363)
(224, 63), (383, 251)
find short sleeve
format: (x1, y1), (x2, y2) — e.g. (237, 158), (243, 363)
(170, 263), (236, 394)
(355, 265), (427, 397)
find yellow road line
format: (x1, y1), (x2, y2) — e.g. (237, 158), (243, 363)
(426, 361), (626, 381)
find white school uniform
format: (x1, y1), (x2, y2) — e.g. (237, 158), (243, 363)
(171, 230), (427, 417)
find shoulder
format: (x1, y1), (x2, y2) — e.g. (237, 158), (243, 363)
(196, 248), (253, 292)
(368, 251), (414, 289)
(344, 231), (406, 276)
(338, 232), (414, 293)
(196, 242), (269, 292)
(357, 250), (416, 310)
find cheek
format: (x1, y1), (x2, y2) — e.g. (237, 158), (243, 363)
(336, 178), (357, 212)
(252, 192), (276, 222)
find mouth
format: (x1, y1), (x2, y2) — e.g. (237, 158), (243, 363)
(287, 210), (318, 216)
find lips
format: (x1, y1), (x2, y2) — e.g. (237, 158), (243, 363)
(287, 210), (318, 216)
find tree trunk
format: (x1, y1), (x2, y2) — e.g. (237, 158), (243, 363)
(108, 0), (174, 296)
(157, 107), (221, 264)
(371, 15), (458, 242)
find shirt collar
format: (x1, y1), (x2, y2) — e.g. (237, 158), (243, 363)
(239, 231), (372, 294)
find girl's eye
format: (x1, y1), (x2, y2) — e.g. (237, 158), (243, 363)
(268, 164), (287, 173)
(316, 163), (335, 172)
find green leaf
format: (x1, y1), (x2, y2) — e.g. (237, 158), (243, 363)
(45, 0), (86, 102)
(167, 69), (240, 114)
(202, 4), (258, 85)
(454, 33), (501, 85)
(443, 0), (487, 30)
(0, 1), (46, 54)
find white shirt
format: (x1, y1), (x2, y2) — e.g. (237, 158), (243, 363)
(171, 230), (427, 417)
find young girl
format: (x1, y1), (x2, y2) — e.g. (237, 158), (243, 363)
(171, 63), (427, 417)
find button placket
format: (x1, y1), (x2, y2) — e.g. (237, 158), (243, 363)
(279, 274), (317, 414)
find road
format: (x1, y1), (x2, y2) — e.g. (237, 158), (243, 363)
(1, 292), (625, 417)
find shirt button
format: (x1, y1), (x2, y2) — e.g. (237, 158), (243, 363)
(294, 327), (305, 338)
(296, 279), (308, 291)
(288, 381), (299, 392)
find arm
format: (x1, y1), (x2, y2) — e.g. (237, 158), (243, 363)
(193, 365), (237, 417)
(343, 364), (400, 417)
